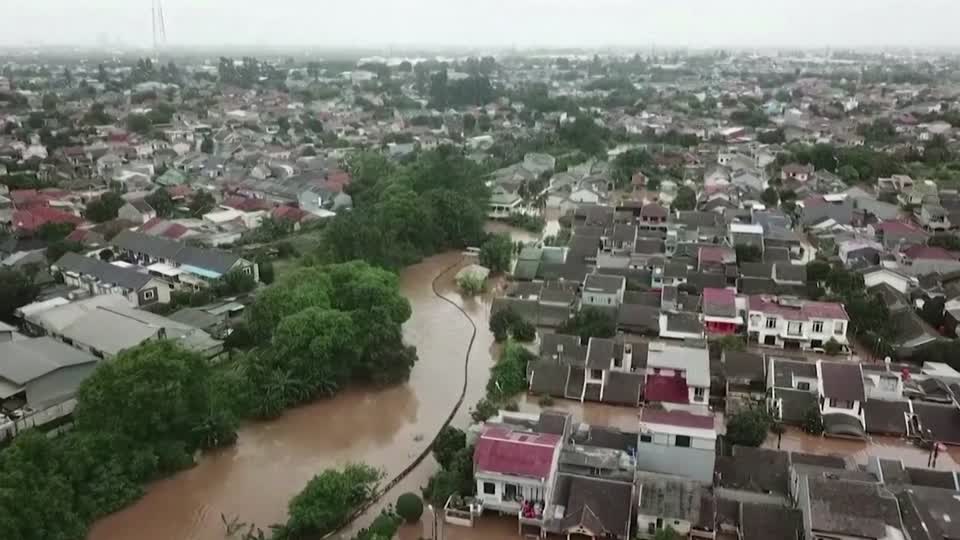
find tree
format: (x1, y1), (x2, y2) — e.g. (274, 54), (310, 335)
(200, 136), (214, 154)
(84, 192), (125, 223)
(432, 426), (466, 470)
(189, 190), (216, 217)
(395, 493), (424, 523)
(558, 308), (616, 342)
(37, 222), (77, 242)
(125, 114), (152, 135)
(145, 188), (175, 217)
(457, 273), (485, 296)
(760, 187), (779, 207)
(76, 341), (239, 468)
(756, 128), (785, 144)
(672, 185), (697, 211)
(726, 407), (772, 447)
(0, 268), (40, 323)
(46, 239), (84, 263)
(802, 406), (824, 435)
(479, 233), (513, 273)
(920, 296), (946, 330)
(486, 341), (534, 402)
(806, 260), (832, 284)
(282, 464), (382, 538)
(716, 335), (746, 352)
(929, 234), (960, 251)
(824, 338), (843, 356)
(42, 93), (59, 111)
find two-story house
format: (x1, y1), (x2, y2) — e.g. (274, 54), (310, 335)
(918, 203), (951, 232)
(817, 361), (867, 438)
(582, 337), (644, 406)
(473, 426), (563, 515)
(111, 230), (259, 284)
(781, 163), (813, 183)
(636, 408), (717, 483)
(747, 295), (848, 351)
(643, 341), (711, 412)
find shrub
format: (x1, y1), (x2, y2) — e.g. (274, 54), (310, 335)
(511, 319), (536, 342)
(504, 401), (519, 411)
(802, 406), (824, 435)
(824, 338), (843, 356)
(538, 395), (555, 407)
(457, 273), (485, 296)
(432, 426), (466, 470)
(470, 398), (498, 422)
(726, 407), (772, 447)
(396, 493), (424, 523)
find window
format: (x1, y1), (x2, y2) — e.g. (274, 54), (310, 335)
(504, 484), (518, 500)
(786, 321), (803, 336)
(694, 387), (706, 401)
(143, 290), (156, 301)
(613, 356), (622, 368)
(834, 321), (845, 336)
(797, 381), (811, 391)
(812, 320), (824, 333)
(607, 297), (612, 304)
(766, 317), (778, 329)
(591, 369), (603, 380)
(483, 482), (496, 495)
(830, 399), (854, 409)
(640, 434), (652, 443)
(675, 435), (691, 448)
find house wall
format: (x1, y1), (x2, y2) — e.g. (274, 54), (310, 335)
(748, 311), (848, 349)
(864, 272), (910, 294)
(635, 431), (715, 483)
(583, 291), (620, 308)
(474, 472), (547, 513)
(636, 512), (692, 539)
(904, 258), (960, 276)
(25, 363), (98, 408)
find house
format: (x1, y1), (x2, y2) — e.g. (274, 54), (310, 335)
(702, 287), (741, 334)
(871, 219), (929, 250)
(543, 473), (635, 540)
(838, 239), (883, 267)
(900, 245), (960, 276)
(781, 163), (813, 183)
(635, 473), (707, 539)
(52, 252), (172, 306)
(473, 426), (563, 514)
(723, 350), (767, 415)
(796, 194), (853, 228)
(817, 361), (867, 438)
(12, 207), (83, 235)
(636, 408), (717, 483)
(581, 337), (644, 406)
(581, 274), (626, 309)
(918, 204), (950, 232)
(747, 295), (848, 351)
(862, 266), (916, 295)
(796, 477), (905, 540)
(0, 337), (99, 441)
(643, 341), (711, 412)
(117, 198), (157, 224)
(111, 230), (259, 284)
(489, 185), (523, 218)
(20, 295), (222, 359)
(899, 179), (939, 207)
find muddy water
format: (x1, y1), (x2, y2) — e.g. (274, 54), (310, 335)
(88, 253), (489, 540)
(765, 427), (960, 469)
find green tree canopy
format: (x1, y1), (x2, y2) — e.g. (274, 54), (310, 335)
(480, 233), (513, 273)
(672, 185), (697, 211)
(726, 407), (772, 447)
(0, 267), (40, 323)
(84, 192), (125, 223)
(281, 464), (382, 538)
(558, 308), (617, 342)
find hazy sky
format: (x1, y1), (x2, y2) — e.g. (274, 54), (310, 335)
(3, 0), (959, 49)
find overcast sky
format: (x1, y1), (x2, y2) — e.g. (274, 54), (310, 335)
(3, 0), (959, 49)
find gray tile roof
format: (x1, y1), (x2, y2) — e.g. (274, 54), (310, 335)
(112, 230), (241, 274)
(863, 399), (910, 436)
(820, 362), (865, 402)
(601, 371), (643, 406)
(637, 473), (702, 523)
(0, 337), (97, 385)
(55, 252), (153, 291)
(807, 478), (903, 538)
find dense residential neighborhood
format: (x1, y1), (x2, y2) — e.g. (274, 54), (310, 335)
(2, 42), (960, 540)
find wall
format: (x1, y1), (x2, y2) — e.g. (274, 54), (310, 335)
(25, 363), (98, 408)
(475, 472), (545, 512)
(583, 291), (619, 308)
(635, 434), (715, 483)
(636, 513), (692, 539)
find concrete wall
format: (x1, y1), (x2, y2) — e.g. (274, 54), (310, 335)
(25, 363), (98, 408)
(635, 437), (715, 483)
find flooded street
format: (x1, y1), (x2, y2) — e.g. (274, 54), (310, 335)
(765, 427), (960, 469)
(89, 252), (494, 540)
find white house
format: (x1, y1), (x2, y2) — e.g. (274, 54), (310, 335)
(581, 274), (626, 308)
(473, 426), (562, 514)
(643, 342), (711, 413)
(817, 361), (867, 438)
(862, 267), (916, 295)
(747, 295), (848, 351)
(636, 409), (717, 483)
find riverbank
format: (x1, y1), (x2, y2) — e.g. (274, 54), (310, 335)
(88, 253), (489, 540)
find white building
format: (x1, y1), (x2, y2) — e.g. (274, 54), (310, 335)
(635, 409), (717, 483)
(747, 295), (848, 351)
(473, 426), (563, 515)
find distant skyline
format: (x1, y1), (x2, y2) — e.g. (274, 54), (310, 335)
(3, 0), (960, 50)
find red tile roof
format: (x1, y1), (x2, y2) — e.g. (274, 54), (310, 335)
(643, 373), (690, 404)
(640, 408), (715, 430)
(10, 189), (50, 208)
(272, 205), (308, 222)
(699, 246), (734, 264)
(473, 427), (560, 479)
(222, 196), (271, 212)
(874, 219), (924, 235)
(12, 207), (83, 232)
(748, 295), (848, 321)
(903, 245), (956, 261)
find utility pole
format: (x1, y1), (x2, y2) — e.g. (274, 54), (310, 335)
(151, 0), (166, 63)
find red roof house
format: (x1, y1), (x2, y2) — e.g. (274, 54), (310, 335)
(12, 207), (83, 233)
(473, 427), (561, 479)
(643, 372), (690, 404)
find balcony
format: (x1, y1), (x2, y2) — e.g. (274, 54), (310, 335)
(518, 500), (544, 526)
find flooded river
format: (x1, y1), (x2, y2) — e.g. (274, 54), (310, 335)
(89, 252), (498, 540)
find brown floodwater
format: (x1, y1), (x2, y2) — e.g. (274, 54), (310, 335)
(765, 427), (960, 470)
(88, 252), (494, 540)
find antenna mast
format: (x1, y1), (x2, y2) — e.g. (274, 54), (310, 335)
(152, 0), (167, 62)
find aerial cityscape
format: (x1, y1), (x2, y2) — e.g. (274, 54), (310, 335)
(2, 2), (960, 540)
